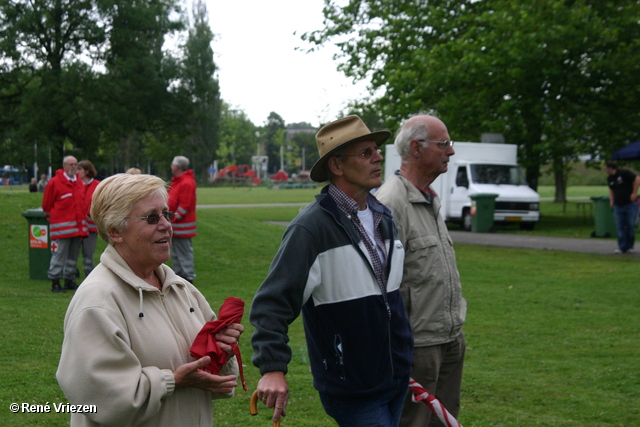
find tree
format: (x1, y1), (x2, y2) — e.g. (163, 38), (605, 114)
(0, 0), (108, 163)
(304, 0), (640, 200)
(0, 0), (200, 176)
(99, 0), (186, 174)
(217, 102), (258, 167)
(262, 111), (286, 173)
(286, 122), (317, 173)
(179, 0), (222, 181)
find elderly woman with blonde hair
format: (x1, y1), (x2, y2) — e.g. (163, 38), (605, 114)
(57, 173), (243, 427)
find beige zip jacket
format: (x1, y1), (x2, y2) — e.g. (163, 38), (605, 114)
(57, 245), (238, 426)
(376, 173), (466, 347)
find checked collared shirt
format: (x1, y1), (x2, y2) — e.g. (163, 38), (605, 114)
(328, 184), (388, 294)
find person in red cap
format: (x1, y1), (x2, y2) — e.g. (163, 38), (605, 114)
(250, 115), (413, 426)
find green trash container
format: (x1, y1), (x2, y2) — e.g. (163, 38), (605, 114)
(469, 193), (499, 233)
(21, 208), (51, 280)
(590, 196), (617, 238)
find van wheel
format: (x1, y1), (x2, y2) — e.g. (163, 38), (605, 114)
(462, 209), (472, 231)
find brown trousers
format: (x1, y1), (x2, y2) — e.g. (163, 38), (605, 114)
(400, 333), (466, 427)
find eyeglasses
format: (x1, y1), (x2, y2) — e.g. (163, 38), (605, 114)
(336, 147), (382, 160)
(124, 212), (175, 224)
(417, 139), (455, 150)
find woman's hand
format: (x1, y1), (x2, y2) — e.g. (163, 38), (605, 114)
(215, 323), (245, 358)
(174, 356), (238, 393)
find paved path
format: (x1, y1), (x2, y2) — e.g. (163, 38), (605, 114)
(199, 203), (635, 257)
(260, 222), (632, 257)
(198, 203), (308, 209)
(447, 231), (635, 257)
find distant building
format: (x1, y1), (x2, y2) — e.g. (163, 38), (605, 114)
(285, 128), (316, 140)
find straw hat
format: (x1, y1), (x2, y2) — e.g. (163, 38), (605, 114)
(310, 115), (391, 182)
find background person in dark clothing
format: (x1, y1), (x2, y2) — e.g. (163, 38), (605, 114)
(605, 160), (640, 254)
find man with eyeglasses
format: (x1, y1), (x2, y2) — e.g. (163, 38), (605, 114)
(42, 155), (88, 292)
(250, 115), (413, 426)
(376, 114), (466, 427)
(168, 155), (197, 284)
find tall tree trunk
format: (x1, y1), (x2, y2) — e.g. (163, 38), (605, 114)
(553, 156), (567, 213)
(554, 169), (567, 203)
(522, 139), (542, 192)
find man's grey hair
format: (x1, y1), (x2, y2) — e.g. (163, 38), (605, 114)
(172, 156), (190, 171)
(394, 110), (440, 160)
(63, 155), (77, 165)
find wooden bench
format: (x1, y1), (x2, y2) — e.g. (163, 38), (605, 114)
(576, 201), (593, 222)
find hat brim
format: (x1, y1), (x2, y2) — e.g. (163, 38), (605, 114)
(309, 130), (391, 182)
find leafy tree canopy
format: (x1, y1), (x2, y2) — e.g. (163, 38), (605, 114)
(0, 0), (225, 181)
(303, 0), (640, 197)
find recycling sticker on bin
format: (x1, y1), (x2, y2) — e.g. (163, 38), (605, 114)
(29, 224), (48, 249)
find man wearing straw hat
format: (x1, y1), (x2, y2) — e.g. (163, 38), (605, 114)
(250, 115), (414, 426)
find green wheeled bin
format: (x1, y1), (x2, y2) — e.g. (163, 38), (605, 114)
(469, 193), (499, 233)
(21, 208), (51, 280)
(590, 196), (617, 238)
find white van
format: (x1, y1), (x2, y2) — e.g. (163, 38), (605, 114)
(383, 142), (540, 230)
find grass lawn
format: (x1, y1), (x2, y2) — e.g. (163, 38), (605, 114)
(536, 185), (609, 199)
(195, 184), (607, 205)
(198, 185), (614, 239)
(1, 185), (638, 426)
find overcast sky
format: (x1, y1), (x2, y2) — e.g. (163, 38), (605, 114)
(204, 0), (370, 128)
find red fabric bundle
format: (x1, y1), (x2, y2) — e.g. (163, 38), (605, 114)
(190, 296), (247, 390)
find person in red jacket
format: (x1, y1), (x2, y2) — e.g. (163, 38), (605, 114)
(77, 160), (100, 278)
(168, 156), (197, 283)
(42, 156), (88, 292)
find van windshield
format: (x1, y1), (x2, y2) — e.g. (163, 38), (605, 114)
(470, 164), (528, 185)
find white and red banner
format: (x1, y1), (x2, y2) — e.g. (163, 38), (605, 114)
(408, 378), (463, 427)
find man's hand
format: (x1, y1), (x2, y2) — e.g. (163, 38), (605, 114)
(256, 371), (289, 422)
